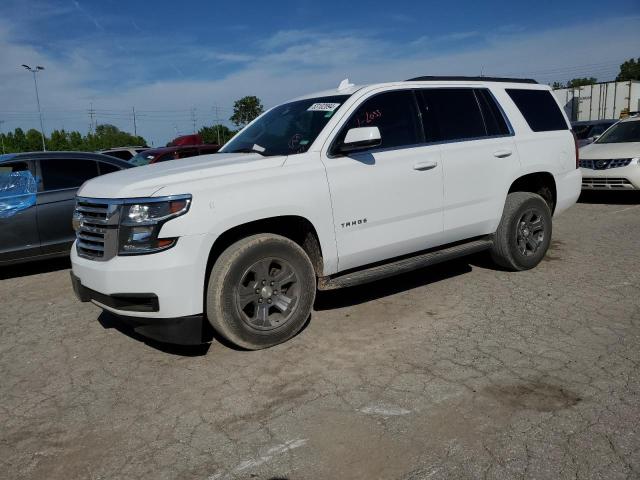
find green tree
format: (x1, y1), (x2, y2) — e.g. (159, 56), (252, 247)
(566, 77), (597, 88)
(616, 57), (640, 81)
(48, 129), (71, 151)
(198, 124), (236, 145)
(551, 81), (565, 89)
(230, 96), (264, 128)
(13, 128), (27, 152)
(25, 129), (43, 151)
(0, 125), (145, 153)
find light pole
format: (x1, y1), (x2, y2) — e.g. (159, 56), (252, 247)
(22, 64), (46, 151)
(0, 120), (5, 154)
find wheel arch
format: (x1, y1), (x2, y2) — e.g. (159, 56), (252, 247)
(508, 171), (557, 214)
(204, 215), (324, 291)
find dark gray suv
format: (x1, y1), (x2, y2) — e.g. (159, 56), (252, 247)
(0, 151), (132, 265)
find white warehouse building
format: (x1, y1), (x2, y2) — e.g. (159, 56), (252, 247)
(552, 80), (640, 122)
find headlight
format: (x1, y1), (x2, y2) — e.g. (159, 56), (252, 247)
(118, 195), (191, 255)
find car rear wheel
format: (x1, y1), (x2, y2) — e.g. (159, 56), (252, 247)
(490, 192), (552, 271)
(206, 234), (316, 350)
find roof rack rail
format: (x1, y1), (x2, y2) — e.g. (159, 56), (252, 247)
(406, 76), (538, 84)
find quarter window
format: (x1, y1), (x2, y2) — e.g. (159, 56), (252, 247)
(337, 90), (423, 152)
(40, 159), (99, 191)
(506, 89), (568, 132)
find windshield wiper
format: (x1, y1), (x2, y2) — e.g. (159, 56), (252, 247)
(227, 146), (267, 156)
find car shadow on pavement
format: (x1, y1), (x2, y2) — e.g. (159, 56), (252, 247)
(315, 259), (472, 310)
(98, 311), (212, 356)
(0, 256), (70, 280)
(578, 190), (639, 205)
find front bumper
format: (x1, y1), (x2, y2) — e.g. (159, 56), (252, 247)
(580, 164), (640, 190)
(71, 233), (209, 319)
(71, 272), (212, 345)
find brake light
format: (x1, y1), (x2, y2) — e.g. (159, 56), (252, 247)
(572, 131), (579, 169)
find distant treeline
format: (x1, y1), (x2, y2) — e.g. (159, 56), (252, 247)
(0, 124), (147, 154)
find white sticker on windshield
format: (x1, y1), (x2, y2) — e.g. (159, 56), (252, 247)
(252, 144), (265, 152)
(307, 103), (341, 112)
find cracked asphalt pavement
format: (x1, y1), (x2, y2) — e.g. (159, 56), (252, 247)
(1, 192), (639, 479)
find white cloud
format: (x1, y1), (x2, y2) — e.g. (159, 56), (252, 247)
(0, 15), (638, 146)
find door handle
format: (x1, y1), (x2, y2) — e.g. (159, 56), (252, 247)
(493, 149), (512, 158)
(413, 161), (438, 171)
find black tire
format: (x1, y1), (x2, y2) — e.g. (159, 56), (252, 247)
(490, 192), (552, 271)
(206, 234), (316, 350)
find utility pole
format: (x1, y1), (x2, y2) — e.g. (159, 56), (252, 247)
(132, 106), (137, 137)
(212, 105), (221, 144)
(0, 120), (5, 154)
(88, 102), (95, 133)
(21, 64), (46, 151)
(191, 107), (197, 134)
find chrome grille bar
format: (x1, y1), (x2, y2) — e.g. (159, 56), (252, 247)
(74, 197), (122, 261)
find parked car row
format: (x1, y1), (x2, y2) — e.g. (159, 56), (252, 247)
(0, 152), (132, 265)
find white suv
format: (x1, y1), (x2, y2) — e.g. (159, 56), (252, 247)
(70, 76), (581, 349)
(579, 115), (640, 190)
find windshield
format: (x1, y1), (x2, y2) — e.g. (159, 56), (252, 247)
(220, 95), (351, 157)
(596, 120), (640, 144)
(130, 152), (157, 166)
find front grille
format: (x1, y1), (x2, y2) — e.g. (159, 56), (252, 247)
(74, 198), (121, 260)
(579, 158), (632, 169)
(582, 177), (635, 189)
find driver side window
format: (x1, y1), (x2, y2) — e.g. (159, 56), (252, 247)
(335, 90), (423, 153)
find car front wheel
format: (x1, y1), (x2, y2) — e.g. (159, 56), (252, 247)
(206, 234), (316, 350)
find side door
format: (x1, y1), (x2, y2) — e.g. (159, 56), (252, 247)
(418, 88), (520, 242)
(322, 89), (444, 272)
(0, 160), (40, 262)
(36, 158), (100, 254)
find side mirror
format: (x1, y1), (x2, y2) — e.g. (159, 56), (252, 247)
(591, 135), (601, 141)
(340, 126), (382, 153)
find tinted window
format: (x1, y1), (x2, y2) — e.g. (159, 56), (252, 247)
(337, 90), (423, 151)
(175, 148), (198, 159)
(104, 150), (132, 160)
(476, 89), (510, 136)
(156, 153), (174, 163)
(419, 88), (486, 141)
(0, 161), (29, 174)
(40, 159), (99, 191)
(199, 146), (219, 155)
(98, 162), (120, 175)
(506, 89), (568, 132)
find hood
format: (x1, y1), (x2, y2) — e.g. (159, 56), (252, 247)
(77, 153), (286, 199)
(579, 142), (640, 159)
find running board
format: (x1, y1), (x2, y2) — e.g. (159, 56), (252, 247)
(318, 237), (493, 290)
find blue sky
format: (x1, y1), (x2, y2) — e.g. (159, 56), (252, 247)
(1, 0), (639, 146)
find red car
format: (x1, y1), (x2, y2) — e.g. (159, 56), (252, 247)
(129, 144), (220, 166)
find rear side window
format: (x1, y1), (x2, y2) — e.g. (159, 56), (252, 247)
(476, 89), (510, 136)
(40, 159), (99, 191)
(0, 161), (29, 174)
(337, 90), (423, 151)
(506, 89), (568, 132)
(419, 88), (486, 141)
